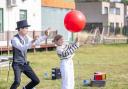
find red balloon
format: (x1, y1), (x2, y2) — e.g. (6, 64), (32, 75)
(64, 10), (86, 32)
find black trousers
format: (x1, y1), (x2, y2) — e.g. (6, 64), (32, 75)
(10, 63), (40, 89)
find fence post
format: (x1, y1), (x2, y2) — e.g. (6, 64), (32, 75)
(7, 31), (10, 55)
(33, 30), (36, 53)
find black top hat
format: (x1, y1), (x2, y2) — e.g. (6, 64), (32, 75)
(16, 20), (30, 30)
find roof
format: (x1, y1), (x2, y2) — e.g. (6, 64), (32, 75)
(41, 0), (75, 9)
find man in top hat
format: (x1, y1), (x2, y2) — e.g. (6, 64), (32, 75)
(10, 20), (49, 89)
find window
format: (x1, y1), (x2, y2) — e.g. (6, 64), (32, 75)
(110, 22), (115, 33)
(115, 23), (120, 34)
(127, 9), (128, 15)
(0, 8), (3, 33)
(110, 7), (120, 15)
(20, 10), (27, 20)
(104, 7), (108, 14)
(116, 23), (119, 27)
(110, 7), (116, 14)
(116, 8), (120, 15)
(110, 22), (114, 27)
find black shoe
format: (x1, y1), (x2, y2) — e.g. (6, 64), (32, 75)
(23, 86), (26, 89)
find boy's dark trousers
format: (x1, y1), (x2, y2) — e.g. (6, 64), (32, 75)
(10, 62), (40, 89)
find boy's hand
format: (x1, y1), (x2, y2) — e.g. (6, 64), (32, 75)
(44, 30), (49, 36)
(44, 27), (52, 36)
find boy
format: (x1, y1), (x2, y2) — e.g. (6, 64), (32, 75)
(53, 34), (79, 89)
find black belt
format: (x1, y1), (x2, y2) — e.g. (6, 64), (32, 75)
(12, 61), (29, 66)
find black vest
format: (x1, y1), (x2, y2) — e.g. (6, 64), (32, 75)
(12, 34), (27, 64)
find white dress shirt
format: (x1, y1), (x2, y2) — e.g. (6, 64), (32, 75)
(11, 34), (47, 51)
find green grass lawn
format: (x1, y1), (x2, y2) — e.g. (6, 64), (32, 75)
(1, 44), (128, 89)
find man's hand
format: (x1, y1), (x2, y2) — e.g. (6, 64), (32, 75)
(32, 35), (39, 44)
